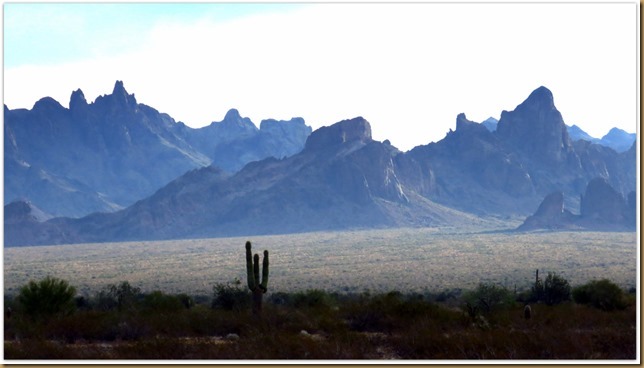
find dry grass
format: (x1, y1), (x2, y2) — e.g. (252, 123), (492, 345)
(4, 229), (636, 297)
(4, 229), (637, 297)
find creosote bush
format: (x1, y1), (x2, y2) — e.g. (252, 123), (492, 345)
(462, 283), (515, 317)
(211, 279), (250, 311)
(543, 272), (572, 305)
(94, 281), (141, 311)
(572, 279), (627, 311)
(17, 276), (77, 320)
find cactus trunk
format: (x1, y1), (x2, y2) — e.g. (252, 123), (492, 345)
(244, 241), (269, 315)
(252, 287), (263, 315)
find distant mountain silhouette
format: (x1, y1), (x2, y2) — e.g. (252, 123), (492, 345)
(566, 124), (635, 153)
(5, 81), (311, 218)
(599, 128), (637, 153)
(481, 117), (498, 132)
(5, 85), (636, 246)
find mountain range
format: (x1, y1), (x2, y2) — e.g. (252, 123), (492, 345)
(5, 81), (311, 218)
(4, 84), (637, 246)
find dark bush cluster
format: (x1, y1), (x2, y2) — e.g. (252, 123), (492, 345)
(543, 273), (572, 305)
(211, 279), (250, 311)
(16, 276), (76, 320)
(572, 279), (627, 311)
(463, 283), (515, 317)
(4, 272), (636, 360)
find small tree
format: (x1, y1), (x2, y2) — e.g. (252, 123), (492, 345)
(463, 282), (515, 315)
(17, 276), (76, 320)
(94, 281), (141, 311)
(543, 272), (571, 305)
(573, 279), (626, 311)
(212, 279), (250, 311)
(531, 269), (544, 302)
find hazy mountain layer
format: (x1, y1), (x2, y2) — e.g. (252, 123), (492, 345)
(5, 81), (311, 218)
(4, 86), (636, 246)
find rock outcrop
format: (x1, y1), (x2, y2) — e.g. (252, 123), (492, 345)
(517, 177), (635, 231)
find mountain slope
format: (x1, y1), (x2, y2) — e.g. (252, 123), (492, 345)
(517, 177), (636, 231)
(400, 87), (635, 216)
(5, 81), (311, 217)
(6, 118), (485, 246)
(5, 85), (635, 246)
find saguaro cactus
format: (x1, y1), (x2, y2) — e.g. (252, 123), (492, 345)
(245, 241), (269, 315)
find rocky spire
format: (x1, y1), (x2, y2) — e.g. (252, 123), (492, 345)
(495, 86), (575, 165)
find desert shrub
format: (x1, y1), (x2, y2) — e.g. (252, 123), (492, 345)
(291, 289), (337, 309)
(462, 283), (515, 316)
(16, 276), (76, 320)
(573, 279), (626, 311)
(142, 291), (185, 313)
(426, 288), (463, 304)
(543, 272), (571, 305)
(93, 281), (141, 311)
(212, 279), (250, 311)
(342, 291), (438, 332)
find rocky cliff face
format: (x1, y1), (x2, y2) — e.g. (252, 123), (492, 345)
(496, 86), (578, 168)
(517, 177), (635, 231)
(580, 177), (629, 225)
(5, 81), (312, 217)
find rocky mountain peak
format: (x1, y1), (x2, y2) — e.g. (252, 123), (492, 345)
(495, 86), (574, 165)
(110, 80), (137, 108)
(455, 113), (475, 130)
(69, 88), (88, 111)
(224, 108), (242, 121)
(4, 200), (51, 223)
(218, 108), (256, 131)
(304, 117), (372, 152)
(533, 191), (564, 217)
(33, 97), (65, 112)
(455, 113), (489, 134)
(520, 86), (554, 111)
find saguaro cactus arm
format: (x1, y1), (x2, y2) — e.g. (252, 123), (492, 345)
(260, 250), (269, 292)
(246, 241), (255, 290)
(253, 254), (260, 288)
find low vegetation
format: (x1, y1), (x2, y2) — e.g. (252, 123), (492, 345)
(5, 272), (636, 360)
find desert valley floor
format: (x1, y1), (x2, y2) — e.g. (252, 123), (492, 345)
(4, 228), (637, 297)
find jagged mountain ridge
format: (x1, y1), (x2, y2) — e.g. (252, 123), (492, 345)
(5, 118), (485, 245)
(5, 81), (312, 218)
(400, 87), (636, 215)
(5, 85), (636, 246)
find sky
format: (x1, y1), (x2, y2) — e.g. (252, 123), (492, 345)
(3, 1), (639, 152)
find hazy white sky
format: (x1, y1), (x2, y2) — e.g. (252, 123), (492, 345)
(3, 2), (639, 151)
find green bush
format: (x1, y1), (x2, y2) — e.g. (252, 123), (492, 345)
(211, 279), (250, 311)
(17, 276), (77, 320)
(572, 279), (626, 311)
(291, 289), (337, 309)
(93, 281), (141, 311)
(543, 272), (571, 305)
(462, 283), (515, 316)
(142, 291), (185, 313)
